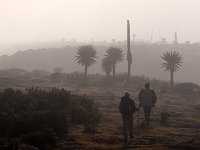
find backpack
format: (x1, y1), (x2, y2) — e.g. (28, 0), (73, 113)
(139, 89), (157, 106)
(152, 90), (157, 106)
(119, 97), (136, 115)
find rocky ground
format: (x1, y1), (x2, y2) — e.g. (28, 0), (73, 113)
(59, 86), (200, 150)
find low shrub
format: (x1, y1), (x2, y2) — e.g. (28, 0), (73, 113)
(0, 87), (101, 149)
(174, 82), (200, 96)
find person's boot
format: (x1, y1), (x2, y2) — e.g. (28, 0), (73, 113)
(147, 121), (150, 125)
(130, 135), (134, 139)
(147, 118), (150, 125)
(124, 137), (128, 143)
(124, 133), (128, 143)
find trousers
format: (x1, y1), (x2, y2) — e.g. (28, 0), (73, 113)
(143, 106), (151, 124)
(122, 114), (133, 140)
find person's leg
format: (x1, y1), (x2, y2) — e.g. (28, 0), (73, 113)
(146, 107), (152, 125)
(128, 115), (133, 138)
(122, 115), (128, 142)
(143, 107), (148, 123)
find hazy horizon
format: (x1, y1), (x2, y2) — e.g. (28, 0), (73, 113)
(0, 0), (200, 47)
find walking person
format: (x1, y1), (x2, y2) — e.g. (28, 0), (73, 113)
(138, 83), (157, 125)
(119, 92), (138, 142)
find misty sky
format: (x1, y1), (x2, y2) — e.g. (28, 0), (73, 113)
(0, 0), (200, 44)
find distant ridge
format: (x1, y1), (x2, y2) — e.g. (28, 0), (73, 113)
(0, 43), (199, 83)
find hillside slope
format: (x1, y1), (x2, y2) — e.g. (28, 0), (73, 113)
(0, 43), (199, 83)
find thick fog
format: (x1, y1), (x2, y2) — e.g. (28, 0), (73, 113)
(0, 0), (200, 45)
(0, 0), (200, 84)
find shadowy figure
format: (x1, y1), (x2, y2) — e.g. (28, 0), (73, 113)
(119, 92), (138, 143)
(138, 83), (157, 125)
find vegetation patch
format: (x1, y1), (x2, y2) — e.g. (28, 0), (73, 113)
(0, 87), (101, 149)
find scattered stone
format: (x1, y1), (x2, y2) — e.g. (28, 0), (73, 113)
(160, 112), (170, 125)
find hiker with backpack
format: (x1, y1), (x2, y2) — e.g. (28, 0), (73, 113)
(138, 83), (157, 125)
(119, 92), (139, 142)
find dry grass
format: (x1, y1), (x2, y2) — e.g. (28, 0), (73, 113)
(59, 86), (200, 150)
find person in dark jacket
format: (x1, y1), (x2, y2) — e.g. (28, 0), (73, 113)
(119, 92), (138, 142)
(138, 83), (157, 125)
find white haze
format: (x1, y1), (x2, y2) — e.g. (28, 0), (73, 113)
(0, 0), (200, 46)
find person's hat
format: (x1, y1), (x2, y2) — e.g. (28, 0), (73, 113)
(125, 91), (130, 97)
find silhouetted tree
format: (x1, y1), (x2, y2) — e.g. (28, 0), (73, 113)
(75, 45), (97, 79)
(102, 57), (112, 78)
(105, 47), (124, 79)
(161, 51), (183, 87)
